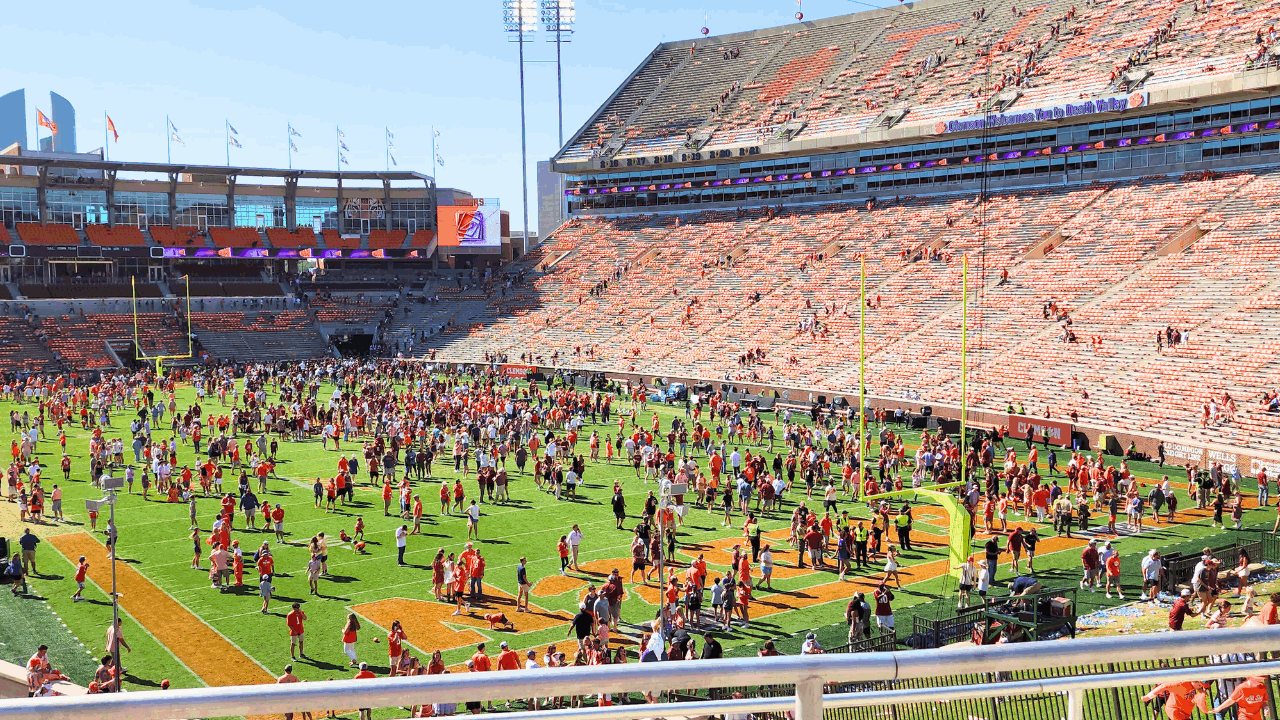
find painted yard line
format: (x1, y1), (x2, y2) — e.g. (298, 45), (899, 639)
(47, 533), (277, 689)
(49, 548), (211, 689)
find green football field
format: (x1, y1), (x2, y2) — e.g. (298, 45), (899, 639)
(0, 375), (1271, 712)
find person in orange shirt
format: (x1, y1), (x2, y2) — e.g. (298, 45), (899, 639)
(286, 602), (306, 660)
(386, 620), (406, 675)
(1211, 676), (1269, 720)
(485, 613), (515, 631)
(664, 576), (680, 614)
(452, 558), (471, 615)
(470, 642), (491, 672)
(353, 662), (376, 720)
(341, 612), (361, 666)
(558, 536), (570, 576)
(382, 479), (393, 516)
(232, 541), (244, 586)
(495, 641), (520, 670)
(271, 504), (285, 543)
(409, 495), (424, 535)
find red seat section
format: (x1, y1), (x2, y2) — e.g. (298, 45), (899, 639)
(85, 225), (146, 247)
(266, 228), (317, 248)
(368, 229), (407, 249)
(150, 226), (205, 247)
(15, 223), (79, 245)
(209, 227), (264, 248)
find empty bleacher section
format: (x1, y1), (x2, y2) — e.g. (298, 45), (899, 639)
(0, 317), (61, 373)
(19, 283), (164, 300)
(308, 295), (394, 326)
(265, 228), (317, 248)
(14, 223), (79, 246)
(557, 0), (1280, 161)
(40, 312), (188, 369)
(424, 169), (1280, 446)
(84, 225), (146, 247)
(190, 310), (330, 362)
(208, 227), (264, 248)
(150, 226), (206, 247)
(368, 229), (407, 249)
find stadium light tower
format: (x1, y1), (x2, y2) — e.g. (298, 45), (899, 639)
(541, 0), (575, 147)
(504, 0), (537, 254)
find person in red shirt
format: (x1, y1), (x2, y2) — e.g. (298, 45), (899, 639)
(341, 613), (360, 667)
(495, 641), (520, 670)
(386, 620), (406, 675)
(470, 642), (491, 672)
(353, 662), (376, 720)
(410, 495), (424, 535)
(271, 505), (285, 543)
(286, 602), (306, 660)
(1142, 680), (1208, 720)
(485, 613), (514, 630)
(558, 536), (570, 576)
(72, 556), (88, 602)
(1211, 676), (1270, 720)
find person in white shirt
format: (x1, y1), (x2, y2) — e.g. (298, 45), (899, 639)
(567, 525), (584, 570)
(395, 525), (408, 566)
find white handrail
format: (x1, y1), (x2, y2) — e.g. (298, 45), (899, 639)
(1, 628), (1275, 720)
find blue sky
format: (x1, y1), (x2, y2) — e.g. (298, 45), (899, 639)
(2, 0), (893, 232)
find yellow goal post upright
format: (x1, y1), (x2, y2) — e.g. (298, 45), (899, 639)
(132, 274), (194, 377)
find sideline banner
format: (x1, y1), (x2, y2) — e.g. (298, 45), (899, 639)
(1008, 414), (1073, 445)
(502, 364), (533, 378)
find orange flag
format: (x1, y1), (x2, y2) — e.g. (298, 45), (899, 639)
(36, 110), (57, 134)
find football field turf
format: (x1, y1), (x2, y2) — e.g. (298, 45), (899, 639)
(0, 378), (1271, 711)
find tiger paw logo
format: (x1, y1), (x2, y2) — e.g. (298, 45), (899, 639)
(1128, 92), (1145, 109)
(933, 121), (947, 135)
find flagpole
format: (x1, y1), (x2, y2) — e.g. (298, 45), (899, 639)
(859, 254), (866, 483)
(166, 114), (171, 164)
(287, 124), (291, 170)
(336, 126), (339, 171)
(104, 111), (109, 162)
(432, 126), (437, 182)
(961, 256), (968, 492)
(385, 127), (389, 172)
(226, 119), (230, 167)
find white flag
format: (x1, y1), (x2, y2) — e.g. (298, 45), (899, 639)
(339, 140), (349, 151)
(340, 153), (349, 166)
(289, 125), (301, 137)
(436, 154), (444, 166)
(227, 122), (239, 135)
(229, 136), (242, 148)
(290, 140), (299, 152)
(171, 131), (184, 145)
(386, 129), (395, 140)
(337, 127), (345, 138)
(434, 128), (441, 137)
(390, 154), (397, 166)
(168, 119), (179, 132)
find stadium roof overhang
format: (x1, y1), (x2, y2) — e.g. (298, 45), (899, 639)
(0, 155), (433, 184)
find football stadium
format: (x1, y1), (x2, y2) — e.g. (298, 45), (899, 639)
(3, 0), (1280, 718)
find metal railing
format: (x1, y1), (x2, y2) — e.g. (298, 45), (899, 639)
(0, 628), (1277, 720)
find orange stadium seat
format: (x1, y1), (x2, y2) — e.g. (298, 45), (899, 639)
(321, 229), (359, 249)
(150, 226), (205, 247)
(15, 223), (79, 245)
(209, 227), (265, 248)
(266, 228), (317, 248)
(368, 229), (407, 249)
(85, 225), (146, 247)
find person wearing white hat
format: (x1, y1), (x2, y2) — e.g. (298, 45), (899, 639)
(1140, 549), (1163, 602)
